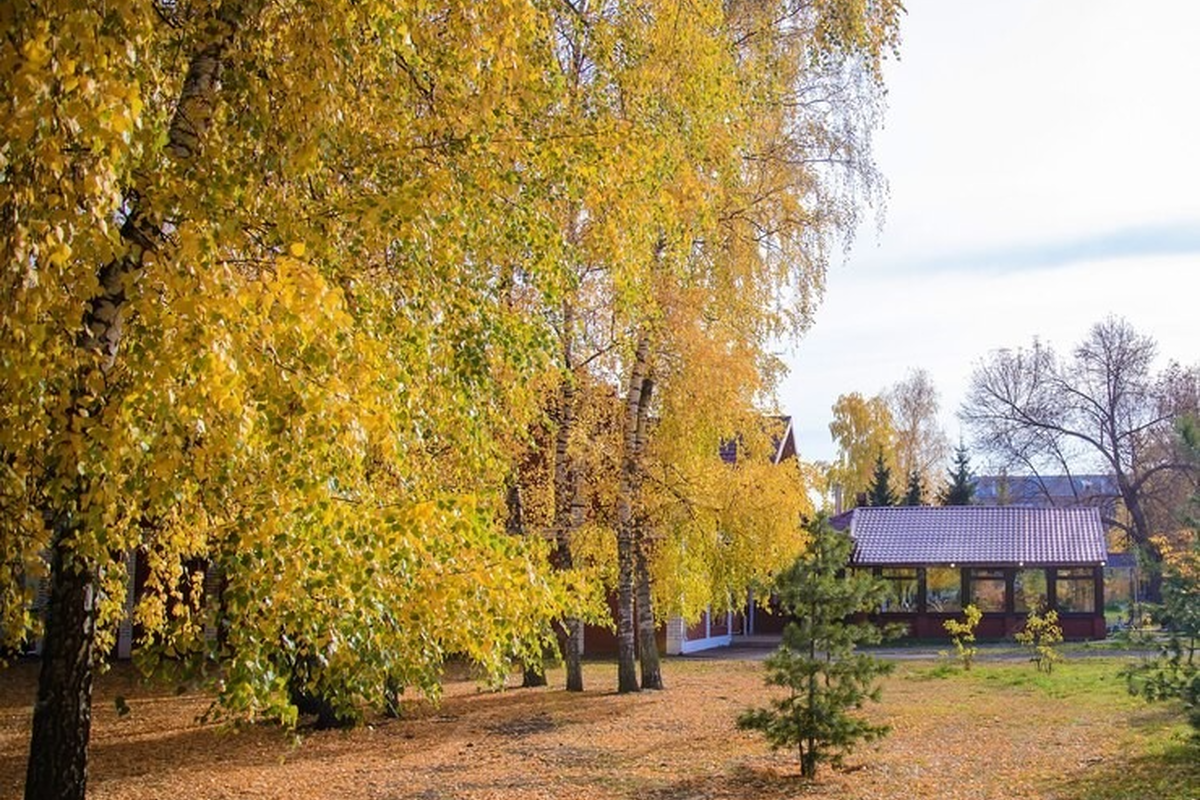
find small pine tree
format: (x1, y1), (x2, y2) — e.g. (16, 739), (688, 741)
(902, 470), (924, 506)
(738, 516), (894, 778)
(866, 451), (897, 507)
(938, 443), (976, 506)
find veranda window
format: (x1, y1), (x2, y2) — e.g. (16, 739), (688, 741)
(967, 568), (1006, 612)
(1056, 567), (1096, 613)
(879, 568), (918, 612)
(1014, 569), (1048, 612)
(925, 567), (961, 612)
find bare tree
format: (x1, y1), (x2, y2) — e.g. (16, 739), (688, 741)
(962, 317), (1199, 589)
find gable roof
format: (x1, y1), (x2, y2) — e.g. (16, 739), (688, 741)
(834, 506), (1108, 567)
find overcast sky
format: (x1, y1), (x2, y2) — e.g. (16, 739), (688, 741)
(780, 0), (1200, 467)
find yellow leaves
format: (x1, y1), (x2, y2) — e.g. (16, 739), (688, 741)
(47, 240), (72, 266)
(19, 23), (52, 70)
(0, 0), (900, 717)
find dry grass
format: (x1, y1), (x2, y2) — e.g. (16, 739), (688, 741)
(0, 654), (1195, 799)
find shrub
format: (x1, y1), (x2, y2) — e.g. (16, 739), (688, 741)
(943, 604), (982, 670)
(1016, 606), (1064, 673)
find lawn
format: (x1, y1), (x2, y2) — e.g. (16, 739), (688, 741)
(0, 654), (1195, 799)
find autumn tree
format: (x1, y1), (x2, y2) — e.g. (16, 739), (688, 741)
(1125, 417), (1200, 733)
(962, 317), (1199, 578)
(562, 0), (902, 694)
(829, 393), (897, 505)
(3, 7), (903, 797)
(889, 368), (950, 491)
(939, 444), (977, 506)
(2, 2), (594, 796)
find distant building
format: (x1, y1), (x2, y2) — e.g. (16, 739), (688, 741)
(833, 506), (1109, 640)
(974, 473), (1137, 623)
(975, 473), (1118, 516)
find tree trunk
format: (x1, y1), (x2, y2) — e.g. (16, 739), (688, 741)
(635, 528), (663, 690)
(522, 663), (548, 688)
(616, 334), (651, 693)
(632, 374), (662, 690)
(553, 301), (586, 691)
(24, 10), (239, 797)
(24, 526), (97, 800)
(562, 617), (584, 692)
(506, 481), (549, 688)
(1118, 472), (1164, 602)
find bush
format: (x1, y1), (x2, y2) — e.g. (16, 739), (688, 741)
(1125, 532), (1199, 736)
(1015, 606), (1064, 673)
(943, 605), (982, 670)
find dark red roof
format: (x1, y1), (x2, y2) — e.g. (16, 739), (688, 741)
(834, 506), (1108, 567)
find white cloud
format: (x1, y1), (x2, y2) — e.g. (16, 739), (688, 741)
(784, 255), (1199, 464)
(780, 0), (1200, 466)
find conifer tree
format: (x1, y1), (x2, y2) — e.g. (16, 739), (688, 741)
(903, 470), (924, 506)
(738, 516), (894, 777)
(866, 451), (898, 507)
(939, 443), (977, 505)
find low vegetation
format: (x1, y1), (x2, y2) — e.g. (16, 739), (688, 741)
(943, 604), (983, 670)
(1016, 607), (1065, 674)
(1, 653), (1195, 799)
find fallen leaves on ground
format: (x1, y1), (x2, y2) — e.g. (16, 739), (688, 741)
(0, 655), (1194, 799)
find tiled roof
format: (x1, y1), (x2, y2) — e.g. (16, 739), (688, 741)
(835, 506), (1108, 566)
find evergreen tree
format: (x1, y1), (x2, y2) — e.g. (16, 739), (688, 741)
(938, 443), (976, 505)
(866, 450), (897, 507)
(738, 516), (894, 777)
(902, 470), (924, 506)
(1125, 417), (1200, 734)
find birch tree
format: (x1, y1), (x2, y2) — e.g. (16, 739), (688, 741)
(3, 2), (585, 795)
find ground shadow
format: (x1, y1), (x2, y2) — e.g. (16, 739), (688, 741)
(1049, 735), (1199, 800)
(643, 764), (837, 800)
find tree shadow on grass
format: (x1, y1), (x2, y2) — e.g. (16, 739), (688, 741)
(643, 764), (840, 800)
(1050, 735), (1199, 800)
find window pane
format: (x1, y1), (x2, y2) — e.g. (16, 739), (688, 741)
(926, 567), (961, 613)
(1056, 570), (1096, 613)
(1014, 569), (1047, 612)
(968, 570), (1006, 612)
(881, 569), (917, 613)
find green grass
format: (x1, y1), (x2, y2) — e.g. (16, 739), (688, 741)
(1054, 727), (1198, 800)
(903, 656), (1198, 799)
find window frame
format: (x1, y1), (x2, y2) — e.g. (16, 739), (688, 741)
(1054, 566), (1098, 614)
(966, 567), (1007, 613)
(877, 567), (919, 614)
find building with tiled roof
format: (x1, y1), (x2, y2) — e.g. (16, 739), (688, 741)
(831, 506), (1108, 640)
(974, 473), (1119, 516)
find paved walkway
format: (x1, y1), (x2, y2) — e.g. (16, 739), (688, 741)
(679, 636), (1159, 662)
